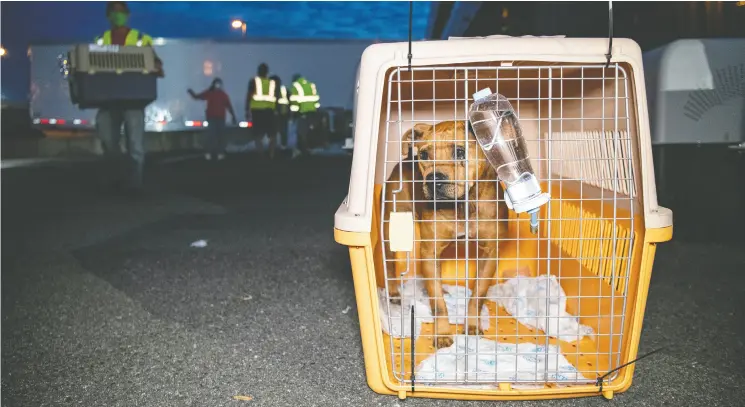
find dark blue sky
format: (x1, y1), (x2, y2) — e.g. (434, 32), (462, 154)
(1, 1), (433, 102)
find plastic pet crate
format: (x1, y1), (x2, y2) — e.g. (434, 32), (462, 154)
(334, 37), (673, 401)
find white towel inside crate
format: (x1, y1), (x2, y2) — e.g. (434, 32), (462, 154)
(415, 335), (589, 386)
(378, 280), (431, 338)
(378, 281), (471, 338)
(486, 275), (594, 343)
(379, 275), (593, 343)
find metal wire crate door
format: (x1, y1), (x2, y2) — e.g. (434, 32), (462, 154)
(379, 63), (636, 389)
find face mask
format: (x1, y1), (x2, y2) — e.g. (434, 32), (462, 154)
(109, 11), (129, 27)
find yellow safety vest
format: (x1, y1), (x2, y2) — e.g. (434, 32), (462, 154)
(251, 77), (277, 110)
(95, 29), (153, 46)
(289, 78), (319, 114)
(277, 85), (289, 114)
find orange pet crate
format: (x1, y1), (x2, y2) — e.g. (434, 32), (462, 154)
(334, 37), (672, 401)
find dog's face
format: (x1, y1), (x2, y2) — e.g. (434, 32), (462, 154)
(401, 121), (483, 201)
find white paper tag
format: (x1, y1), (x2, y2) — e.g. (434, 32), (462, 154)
(389, 211), (414, 252)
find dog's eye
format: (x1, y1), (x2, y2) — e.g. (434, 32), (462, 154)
(418, 150), (429, 160)
(454, 147), (466, 160)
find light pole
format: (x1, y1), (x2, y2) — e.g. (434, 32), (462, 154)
(231, 19), (247, 38)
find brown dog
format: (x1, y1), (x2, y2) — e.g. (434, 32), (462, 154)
(383, 120), (511, 348)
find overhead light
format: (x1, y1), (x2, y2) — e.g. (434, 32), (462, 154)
(0, 47), (6, 57)
(231, 19), (247, 37)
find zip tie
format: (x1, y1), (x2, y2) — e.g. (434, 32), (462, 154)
(596, 346), (665, 394)
(410, 304), (416, 392)
(605, 0), (614, 69)
(407, 1), (413, 71)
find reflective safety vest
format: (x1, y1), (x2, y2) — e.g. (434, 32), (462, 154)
(95, 28), (153, 46)
(251, 77), (277, 110)
(277, 85), (289, 115)
(289, 77), (320, 114)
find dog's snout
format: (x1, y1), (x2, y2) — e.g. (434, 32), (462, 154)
(426, 172), (449, 191)
(426, 172), (448, 183)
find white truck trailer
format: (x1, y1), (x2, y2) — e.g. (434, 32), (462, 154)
(29, 39), (371, 134)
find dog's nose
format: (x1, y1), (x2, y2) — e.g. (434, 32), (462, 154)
(426, 172), (449, 190)
(426, 172), (448, 182)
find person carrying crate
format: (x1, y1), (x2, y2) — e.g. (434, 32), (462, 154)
(94, 1), (164, 193)
(245, 63), (277, 159)
(289, 73), (320, 159)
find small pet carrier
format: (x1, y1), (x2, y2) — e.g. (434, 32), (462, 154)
(66, 44), (158, 109)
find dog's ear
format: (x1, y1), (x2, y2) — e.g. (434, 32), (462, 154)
(498, 111), (521, 140)
(401, 123), (431, 159)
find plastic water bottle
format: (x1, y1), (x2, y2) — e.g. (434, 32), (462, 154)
(468, 88), (549, 234)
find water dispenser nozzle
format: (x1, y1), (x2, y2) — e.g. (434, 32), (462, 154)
(528, 209), (539, 235)
(502, 173), (550, 234)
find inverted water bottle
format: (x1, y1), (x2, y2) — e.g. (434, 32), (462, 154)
(468, 88), (550, 234)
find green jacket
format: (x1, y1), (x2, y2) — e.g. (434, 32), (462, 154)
(290, 77), (320, 114)
(95, 28), (153, 46)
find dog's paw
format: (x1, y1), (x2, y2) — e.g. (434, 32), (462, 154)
(467, 325), (484, 337)
(435, 336), (454, 349)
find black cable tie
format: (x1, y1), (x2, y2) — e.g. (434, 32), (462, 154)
(407, 1), (413, 71)
(595, 346), (666, 394)
(605, 0), (614, 69)
(410, 304), (416, 392)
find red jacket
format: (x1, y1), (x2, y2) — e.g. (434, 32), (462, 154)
(193, 89), (233, 120)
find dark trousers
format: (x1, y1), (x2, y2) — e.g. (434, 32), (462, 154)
(95, 108), (145, 189)
(206, 117), (226, 156)
(251, 109), (276, 153)
(276, 114), (289, 148)
(295, 112), (317, 154)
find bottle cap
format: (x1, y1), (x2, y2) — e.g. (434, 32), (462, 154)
(472, 88), (493, 102)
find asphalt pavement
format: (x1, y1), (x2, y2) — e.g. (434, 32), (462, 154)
(2, 151), (743, 406)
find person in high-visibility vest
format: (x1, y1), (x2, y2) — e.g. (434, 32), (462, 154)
(270, 75), (290, 151)
(246, 63), (277, 158)
(289, 73), (320, 159)
(94, 1), (164, 193)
